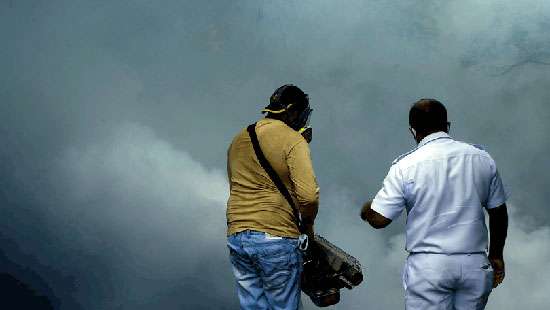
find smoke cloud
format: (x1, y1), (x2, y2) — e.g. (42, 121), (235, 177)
(1, 0), (549, 309)
(50, 123), (233, 309)
(4, 123), (547, 309)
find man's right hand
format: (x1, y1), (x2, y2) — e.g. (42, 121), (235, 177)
(489, 257), (505, 288)
(360, 200), (392, 229)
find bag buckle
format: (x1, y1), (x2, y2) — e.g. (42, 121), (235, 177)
(298, 234), (309, 251)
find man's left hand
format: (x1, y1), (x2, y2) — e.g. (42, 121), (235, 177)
(489, 257), (505, 288)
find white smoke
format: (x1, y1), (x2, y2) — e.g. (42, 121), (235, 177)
(42, 123), (235, 309)
(2, 1), (549, 309)
(486, 208), (550, 309)
(44, 123), (550, 309)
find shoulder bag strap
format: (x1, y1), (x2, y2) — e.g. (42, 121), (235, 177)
(247, 123), (303, 233)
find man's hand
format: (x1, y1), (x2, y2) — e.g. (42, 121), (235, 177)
(489, 257), (505, 288)
(487, 204), (507, 288)
(360, 200), (392, 229)
(360, 201), (372, 221)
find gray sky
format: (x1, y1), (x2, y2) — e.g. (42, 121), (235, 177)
(1, 1), (549, 309)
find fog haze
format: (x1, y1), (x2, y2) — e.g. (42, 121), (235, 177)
(1, 1), (549, 309)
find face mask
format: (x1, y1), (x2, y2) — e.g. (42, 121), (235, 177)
(409, 127), (418, 142)
(292, 107), (313, 131)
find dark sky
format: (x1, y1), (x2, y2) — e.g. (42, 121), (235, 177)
(1, 1), (549, 309)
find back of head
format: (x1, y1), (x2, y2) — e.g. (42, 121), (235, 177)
(263, 84), (309, 115)
(409, 99), (448, 136)
(262, 84), (312, 131)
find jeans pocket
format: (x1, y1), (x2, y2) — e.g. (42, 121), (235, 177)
(481, 263), (493, 272)
(258, 241), (301, 289)
(481, 265), (494, 293)
(264, 267), (292, 289)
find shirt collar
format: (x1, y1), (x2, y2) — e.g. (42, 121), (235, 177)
(259, 117), (282, 125)
(418, 131), (452, 147)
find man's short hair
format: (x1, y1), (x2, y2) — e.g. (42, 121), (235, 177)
(409, 99), (448, 134)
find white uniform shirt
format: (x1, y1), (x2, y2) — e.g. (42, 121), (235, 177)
(371, 132), (508, 254)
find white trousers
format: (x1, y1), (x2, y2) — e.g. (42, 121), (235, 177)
(403, 253), (493, 310)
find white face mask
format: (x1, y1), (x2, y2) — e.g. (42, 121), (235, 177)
(409, 127), (418, 142)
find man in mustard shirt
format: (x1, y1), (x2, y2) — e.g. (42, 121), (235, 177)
(226, 84), (320, 310)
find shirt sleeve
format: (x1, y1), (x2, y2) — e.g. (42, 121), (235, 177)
(371, 164), (406, 220)
(287, 140), (319, 219)
(486, 161), (508, 209)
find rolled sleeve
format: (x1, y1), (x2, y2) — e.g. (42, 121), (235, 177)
(486, 165), (508, 209)
(371, 164), (406, 220)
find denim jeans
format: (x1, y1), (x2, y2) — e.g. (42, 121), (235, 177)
(227, 230), (303, 310)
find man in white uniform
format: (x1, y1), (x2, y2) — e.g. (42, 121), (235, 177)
(361, 99), (508, 310)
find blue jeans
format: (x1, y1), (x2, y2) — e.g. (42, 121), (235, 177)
(227, 230), (303, 310)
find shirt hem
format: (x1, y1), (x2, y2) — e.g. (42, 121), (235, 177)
(227, 227), (300, 238)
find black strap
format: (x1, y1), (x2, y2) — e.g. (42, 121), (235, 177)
(247, 123), (303, 232)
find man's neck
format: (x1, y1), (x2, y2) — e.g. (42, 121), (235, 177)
(416, 130), (449, 145)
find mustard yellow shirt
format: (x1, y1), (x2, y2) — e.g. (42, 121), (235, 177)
(226, 118), (320, 237)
